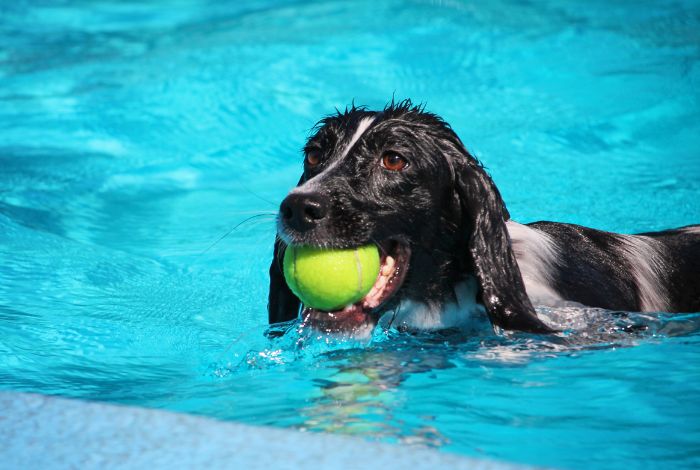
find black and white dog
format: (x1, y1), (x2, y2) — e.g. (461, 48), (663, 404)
(269, 100), (700, 336)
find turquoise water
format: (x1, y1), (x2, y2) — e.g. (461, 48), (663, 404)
(1, 1), (700, 468)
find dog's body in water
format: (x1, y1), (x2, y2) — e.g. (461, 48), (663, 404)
(268, 101), (700, 337)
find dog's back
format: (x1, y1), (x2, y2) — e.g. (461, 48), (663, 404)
(636, 225), (700, 312)
(510, 221), (700, 313)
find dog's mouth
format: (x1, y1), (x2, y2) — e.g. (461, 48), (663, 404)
(301, 240), (411, 334)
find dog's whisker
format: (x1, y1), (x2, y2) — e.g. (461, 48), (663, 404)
(230, 180), (279, 208)
(236, 216), (278, 231)
(197, 213), (277, 258)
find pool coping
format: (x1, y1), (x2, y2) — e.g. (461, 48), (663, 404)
(0, 392), (528, 469)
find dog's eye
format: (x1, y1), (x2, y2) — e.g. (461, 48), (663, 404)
(381, 151), (408, 171)
(305, 150), (321, 167)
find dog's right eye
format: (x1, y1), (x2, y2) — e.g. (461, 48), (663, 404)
(305, 150), (321, 167)
(381, 151), (409, 171)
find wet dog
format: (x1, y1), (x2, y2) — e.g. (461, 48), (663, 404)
(269, 100), (700, 335)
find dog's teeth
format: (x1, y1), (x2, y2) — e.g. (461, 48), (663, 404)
(363, 294), (380, 309)
(382, 256), (395, 275)
(362, 253), (402, 310)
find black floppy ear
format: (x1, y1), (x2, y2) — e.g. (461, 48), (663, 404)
(455, 158), (553, 333)
(268, 237), (301, 324)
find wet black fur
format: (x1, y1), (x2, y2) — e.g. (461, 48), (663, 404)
(269, 100), (700, 333)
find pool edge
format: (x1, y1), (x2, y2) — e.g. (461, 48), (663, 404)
(0, 391), (530, 469)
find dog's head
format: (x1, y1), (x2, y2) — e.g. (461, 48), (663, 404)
(269, 100), (551, 335)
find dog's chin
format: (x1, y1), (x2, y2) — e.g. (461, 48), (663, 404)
(300, 240), (411, 335)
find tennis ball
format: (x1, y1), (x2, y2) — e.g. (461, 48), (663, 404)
(283, 244), (380, 311)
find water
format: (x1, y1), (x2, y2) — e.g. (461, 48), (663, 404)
(1, 1), (700, 468)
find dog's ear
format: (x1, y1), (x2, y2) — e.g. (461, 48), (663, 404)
(454, 157), (553, 333)
(268, 237), (301, 324)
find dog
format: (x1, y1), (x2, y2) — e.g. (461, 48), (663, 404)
(268, 100), (700, 336)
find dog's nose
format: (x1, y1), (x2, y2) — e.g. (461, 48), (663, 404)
(280, 193), (328, 232)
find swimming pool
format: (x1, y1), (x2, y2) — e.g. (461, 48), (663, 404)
(1, 0), (699, 468)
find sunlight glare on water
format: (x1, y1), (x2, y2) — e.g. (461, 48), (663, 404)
(1, 1), (699, 468)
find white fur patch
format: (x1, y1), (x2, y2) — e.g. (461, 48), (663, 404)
(340, 116), (375, 159)
(294, 116), (375, 193)
(617, 235), (668, 312)
(506, 221), (563, 305)
(388, 278), (489, 332)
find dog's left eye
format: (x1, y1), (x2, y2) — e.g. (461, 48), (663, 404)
(381, 151), (408, 171)
(305, 150), (321, 167)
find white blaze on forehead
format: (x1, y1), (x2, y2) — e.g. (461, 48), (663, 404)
(339, 116), (376, 159)
(294, 115), (376, 193)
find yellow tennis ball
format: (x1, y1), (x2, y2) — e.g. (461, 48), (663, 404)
(283, 244), (380, 311)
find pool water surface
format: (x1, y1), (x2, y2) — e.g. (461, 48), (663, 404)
(1, 1), (699, 468)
